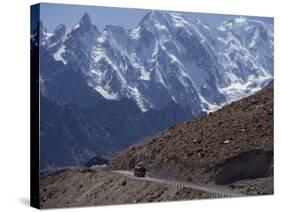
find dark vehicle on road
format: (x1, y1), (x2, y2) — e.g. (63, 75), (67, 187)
(134, 162), (146, 177)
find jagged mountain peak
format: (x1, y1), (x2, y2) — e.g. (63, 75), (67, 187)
(218, 16), (271, 33)
(144, 11), (170, 20)
(52, 24), (66, 41)
(67, 12), (100, 41)
(218, 16), (273, 52)
(69, 12), (98, 34)
(79, 12), (92, 27)
(104, 24), (126, 34)
(219, 16), (247, 29)
(233, 16), (247, 24)
(54, 24), (66, 34)
(137, 11), (170, 32)
(139, 11), (190, 28)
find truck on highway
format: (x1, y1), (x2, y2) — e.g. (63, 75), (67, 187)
(134, 162), (146, 177)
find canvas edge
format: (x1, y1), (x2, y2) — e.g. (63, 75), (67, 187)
(30, 3), (40, 209)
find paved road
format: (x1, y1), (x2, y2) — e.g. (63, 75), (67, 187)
(112, 170), (244, 198)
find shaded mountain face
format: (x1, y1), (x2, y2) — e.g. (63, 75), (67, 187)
(40, 95), (117, 168)
(40, 94), (196, 169)
(39, 47), (104, 109)
(35, 11), (273, 169)
(110, 87), (273, 184)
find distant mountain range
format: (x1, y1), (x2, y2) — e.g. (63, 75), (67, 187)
(32, 11), (273, 169)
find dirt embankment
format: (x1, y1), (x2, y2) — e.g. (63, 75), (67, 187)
(40, 168), (211, 208)
(110, 88), (273, 185)
(228, 176), (273, 195)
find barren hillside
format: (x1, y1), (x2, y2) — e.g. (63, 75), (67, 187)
(110, 88), (273, 185)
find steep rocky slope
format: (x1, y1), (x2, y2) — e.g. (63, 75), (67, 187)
(110, 88), (273, 185)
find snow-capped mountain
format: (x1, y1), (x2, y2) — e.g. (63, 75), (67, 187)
(39, 11), (273, 114)
(216, 17), (273, 102)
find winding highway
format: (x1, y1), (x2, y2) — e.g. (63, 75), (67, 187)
(112, 170), (244, 198)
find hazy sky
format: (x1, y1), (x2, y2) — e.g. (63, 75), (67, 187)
(39, 3), (273, 33)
